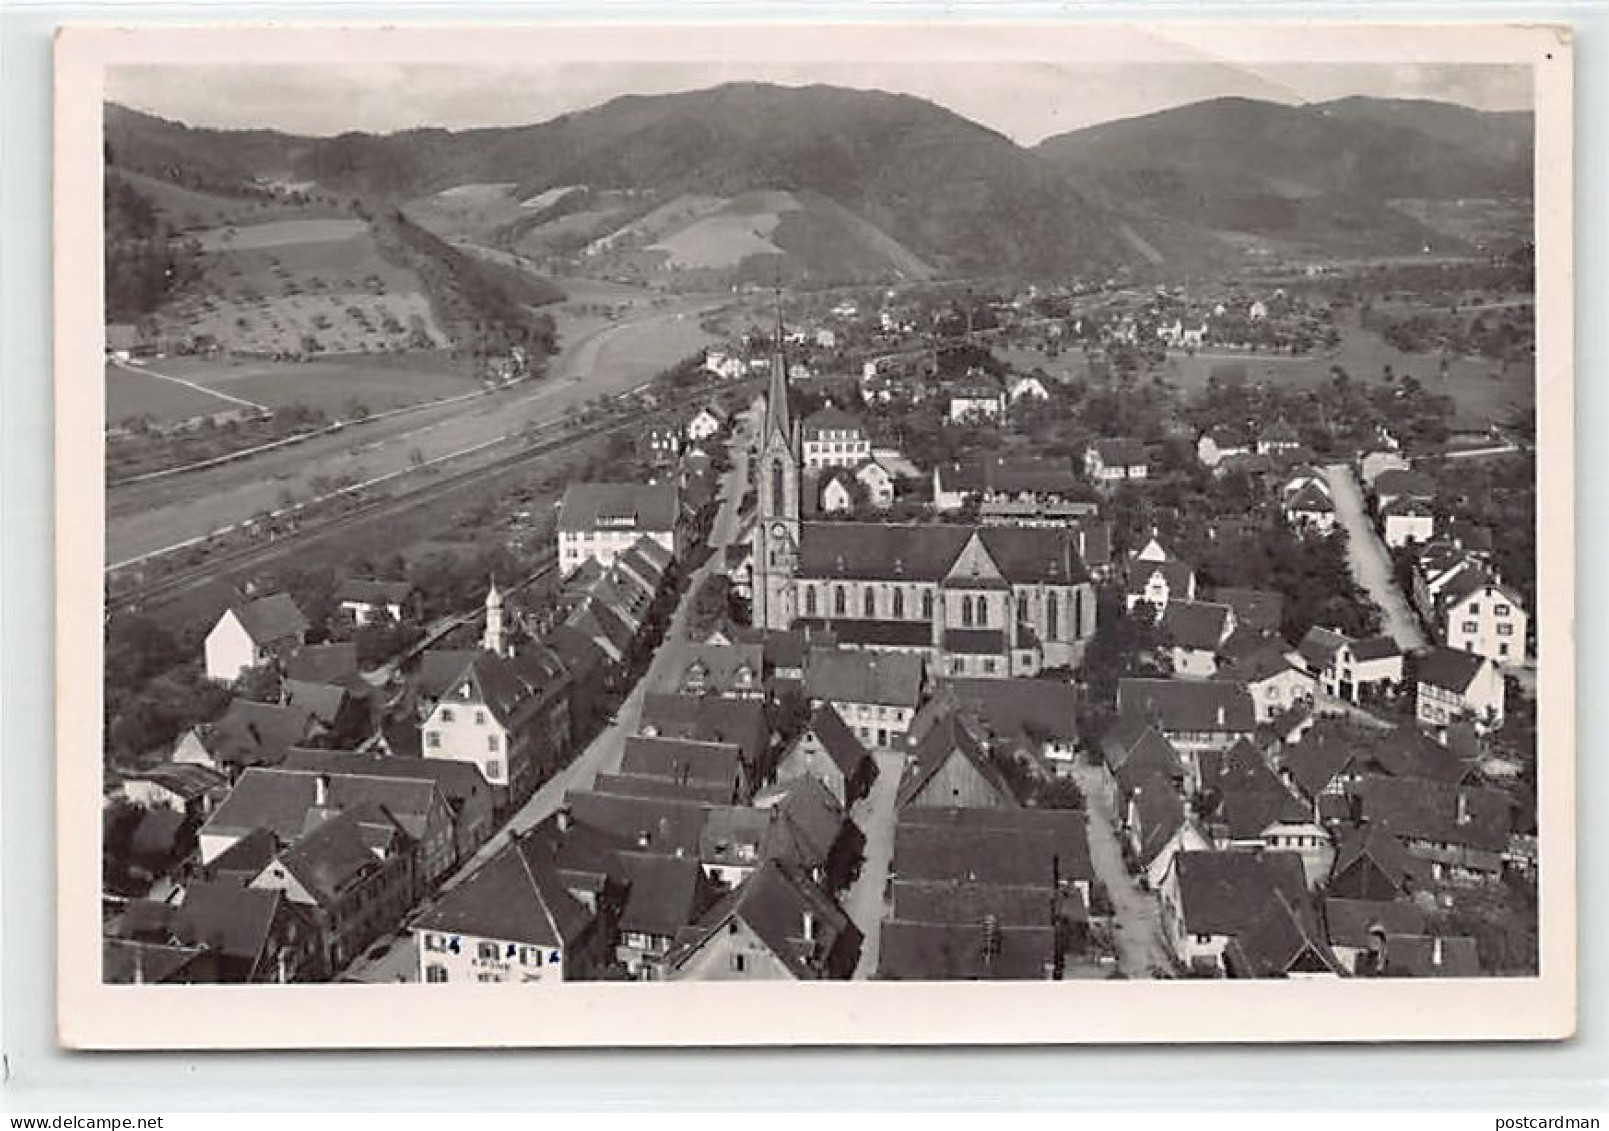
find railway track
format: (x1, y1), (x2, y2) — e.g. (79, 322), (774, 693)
(108, 377), (760, 615)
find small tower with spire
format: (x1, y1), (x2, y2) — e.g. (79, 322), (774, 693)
(483, 577), (505, 657)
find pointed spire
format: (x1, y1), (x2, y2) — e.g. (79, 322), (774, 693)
(763, 280), (793, 447)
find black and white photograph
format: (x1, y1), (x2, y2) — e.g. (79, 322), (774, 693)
(55, 22), (1574, 1047)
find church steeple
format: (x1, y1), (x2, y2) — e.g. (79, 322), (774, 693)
(762, 284), (793, 449)
(483, 577), (505, 657)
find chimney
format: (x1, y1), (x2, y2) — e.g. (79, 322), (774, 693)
(314, 773), (330, 807)
(802, 910), (817, 944)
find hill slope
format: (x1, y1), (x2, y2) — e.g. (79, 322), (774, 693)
(1037, 95), (1532, 258)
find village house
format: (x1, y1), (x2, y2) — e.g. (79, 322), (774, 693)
(1325, 823), (1433, 903)
(637, 694), (770, 789)
(1123, 771), (1212, 892)
(801, 404), (870, 469)
(945, 677), (1081, 777)
(420, 611), (573, 804)
(896, 698), (1016, 810)
(334, 578), (414, 626)
(1195, 741), (1334, 887)
(664, 859), (861, 981)
(947, 374), (1006, 423)
(1196, 426), (1254, 469)
(639, 422), (682, 466)
(1123, 537), (1198, 613)
(556, 480), (680, 576)
(1159, 600), (1236, 678)
(413, 832), (596, 984)
(1350, 776), (1515, 885)
(1373, 468), (1437, 512)
(116, 762), (230, 818)
(933, 455), (1090, 514)
(615, 852), (713, 978)
(1381, 498), (1437, 549)
(804, 647), (925, 749)
(1256, 421), (1302, 457)
(1361, 449), (1411, 487)
(1083, 438), (1150, 485)
(250, 808), (418, 977)
(1295, 627), (1403, 703)
(1157, 849), (1325, 976)
(618, 735), (749, 805)
(1415, 645), (1506, 732)
(172, 699), (322, 778)
(816, 468), (859, 515)
(1216, 640), (1316, 722)
(1439, 572), (1529, 668)
(1283, 482), (1337, 535)
(853, 457), (897, 510)
(203, 592), (309, 683)
(1115, 678), (1256, 763)
(773, 703), (875, 807)
(653, 642), (765, 699)
(879, 805), (1094, 980)
(107, 882), (318, 984)
(685, 404), (728, 444)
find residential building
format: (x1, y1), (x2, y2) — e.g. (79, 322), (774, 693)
(800, 404), (870, 469)
(1216, 641), (1316, 722)
(203, 592), (308, 682)
(1296, 627), (1403, 703)
(653, 642), (765, 699)
(556, 481), (679, 576)
(1440, 574), (1529, 668)
(1416, 646), (1506, 732)
(685, 404), (728, 443)
(413, 833), (594, 984)
(896, 699), (1016, 810)
(934, 455), (1088, 513)
(1083, 439), (1150, 485)
(1160, 601), (1235, 677)
(773, 703), (875, 807)
(172, 700), (321, 778)
(1381, 498), (1436, 549)
(334, 579), (413, 626)
(804, 647), (925, 749)
(1157, 849), (1321, 975)
(1115, 678), (1256, 758)
(1197, 426), (1253, 469)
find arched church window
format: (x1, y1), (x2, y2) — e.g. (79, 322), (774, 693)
(805, 586), (817, 617)
(834, 586), (846, 616)
(863, 589), (876, 618)
(771, 461), (785, 510)
(1047, 591), (1060, 640)
(921, 590), (933, 620)
(893, 589), (905, 619)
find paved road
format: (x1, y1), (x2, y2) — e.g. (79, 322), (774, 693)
(844, 749), (907, 979)
(1322, 463), (1428, 652)
(344, 417), (752, 982)
(1069, 761), (1174, 978)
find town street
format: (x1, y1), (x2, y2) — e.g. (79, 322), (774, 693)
(844, 749), (908, 979)
(1322, 463), (1428, 652)
(343, 407), (754, 982)
(1068, 760), (1175, 978)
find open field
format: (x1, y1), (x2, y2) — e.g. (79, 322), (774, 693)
(162, 220), (448, 356)
(106, 284), (728, 564)
(106, 362), (252, 428)
(194, 218), (368, 253)
(137, 352), (482, 417)
(648, 191), (796, 269)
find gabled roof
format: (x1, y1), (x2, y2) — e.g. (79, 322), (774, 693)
(1296, 626), (1350, 670)
(1126, 775), (1188, 867)
(655, 642), (763, 696)
(1161, 601), (1233, 652)
(102, 939), (205, 985)
(413, 833), (591, 948)
(1216, 638), (1303, 686)
(1416, 646), (1492, 695)
(801, 404), (864, 439)
(1116, 678), (1255, 734)
(206, 700), (317, 769)
(1197, 740), (1310, 840)
(283, 642), (361, 686)
(226, 592), (308, 646)
(894, 806), (1094, 885)
(171, 881), (283, 971)
(1224, 890), (1339, 978)
(669, 859), (859, 980)
(1323, 897), (1428, 951)
(1350, 634), (1402, 662)
(897, 701), (1016, 809)
(1113, 727), (1186, 798)
(618, 852), (709, 939)
(1351, 776), (1513, 854)
(276, 809), (402, 908)
(1126, 558), (1195, 598)
(946, 678), (1080, 743)
(1172, 850), (1309, 937)
(638, 694), (768, 769)
(122, 761), (228, 803)
(1286, 482), (1336, 514)
(790, 703), (872, 779)
(797, 523), (1089, 585)
(565, 789), (711, 858)
(204, 826), (279, 881)
(283, 679), (351, 728)
(1380, 933), (1481, 977)
(281, 748), (488, 815)
(557, 481), (679, 532)
(591, 773), (734, 805)
(619, 736), (743, 794)
(806, 647), (924, 709)
(878, 919), (1059, 981)
(1089, 438), (1148, 467)
(433, 647), (570, 731)
(204, 765), (441, 846)
(1210, 588), (1285, 635)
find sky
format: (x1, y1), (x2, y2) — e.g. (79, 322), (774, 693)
(106, 60), (1534, 145)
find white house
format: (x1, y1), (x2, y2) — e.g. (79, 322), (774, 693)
(1218, 644), (1317, 722)
(1197, 426), (1253, 468)
(413, 835), (588, 984)
(1084, 439), (1149, 485)
(1296, 627), (1403, 703)
(1284, 483), (1337, 535)
(853, 458), (895, 510)
(1441, 576), (1528, 668)
(818, 471), (856, 515)
(1416, 646), (1506, 732)
(203, 593), (309, 683)
(335, 578), (413, 626)
(804, 648), (924, 749)
(1381, 498), (1436, 548)
(800, 404), (870, 470)
(948, 379), (1005, 423)
(557, 481), (679, 576)
(685, 405), (727, 443)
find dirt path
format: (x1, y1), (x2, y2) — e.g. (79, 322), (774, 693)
(1069, 761), (1174, 978)
(1323, 463), (1428, 652)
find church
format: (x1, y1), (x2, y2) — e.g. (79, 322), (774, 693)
(750, 314), (1098, 680)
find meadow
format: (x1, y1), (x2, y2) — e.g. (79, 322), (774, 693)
(147, 351), (480, 418)
(106, 363), (247, 429)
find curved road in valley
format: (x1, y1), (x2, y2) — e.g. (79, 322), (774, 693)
(107, 294), (726, 566)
